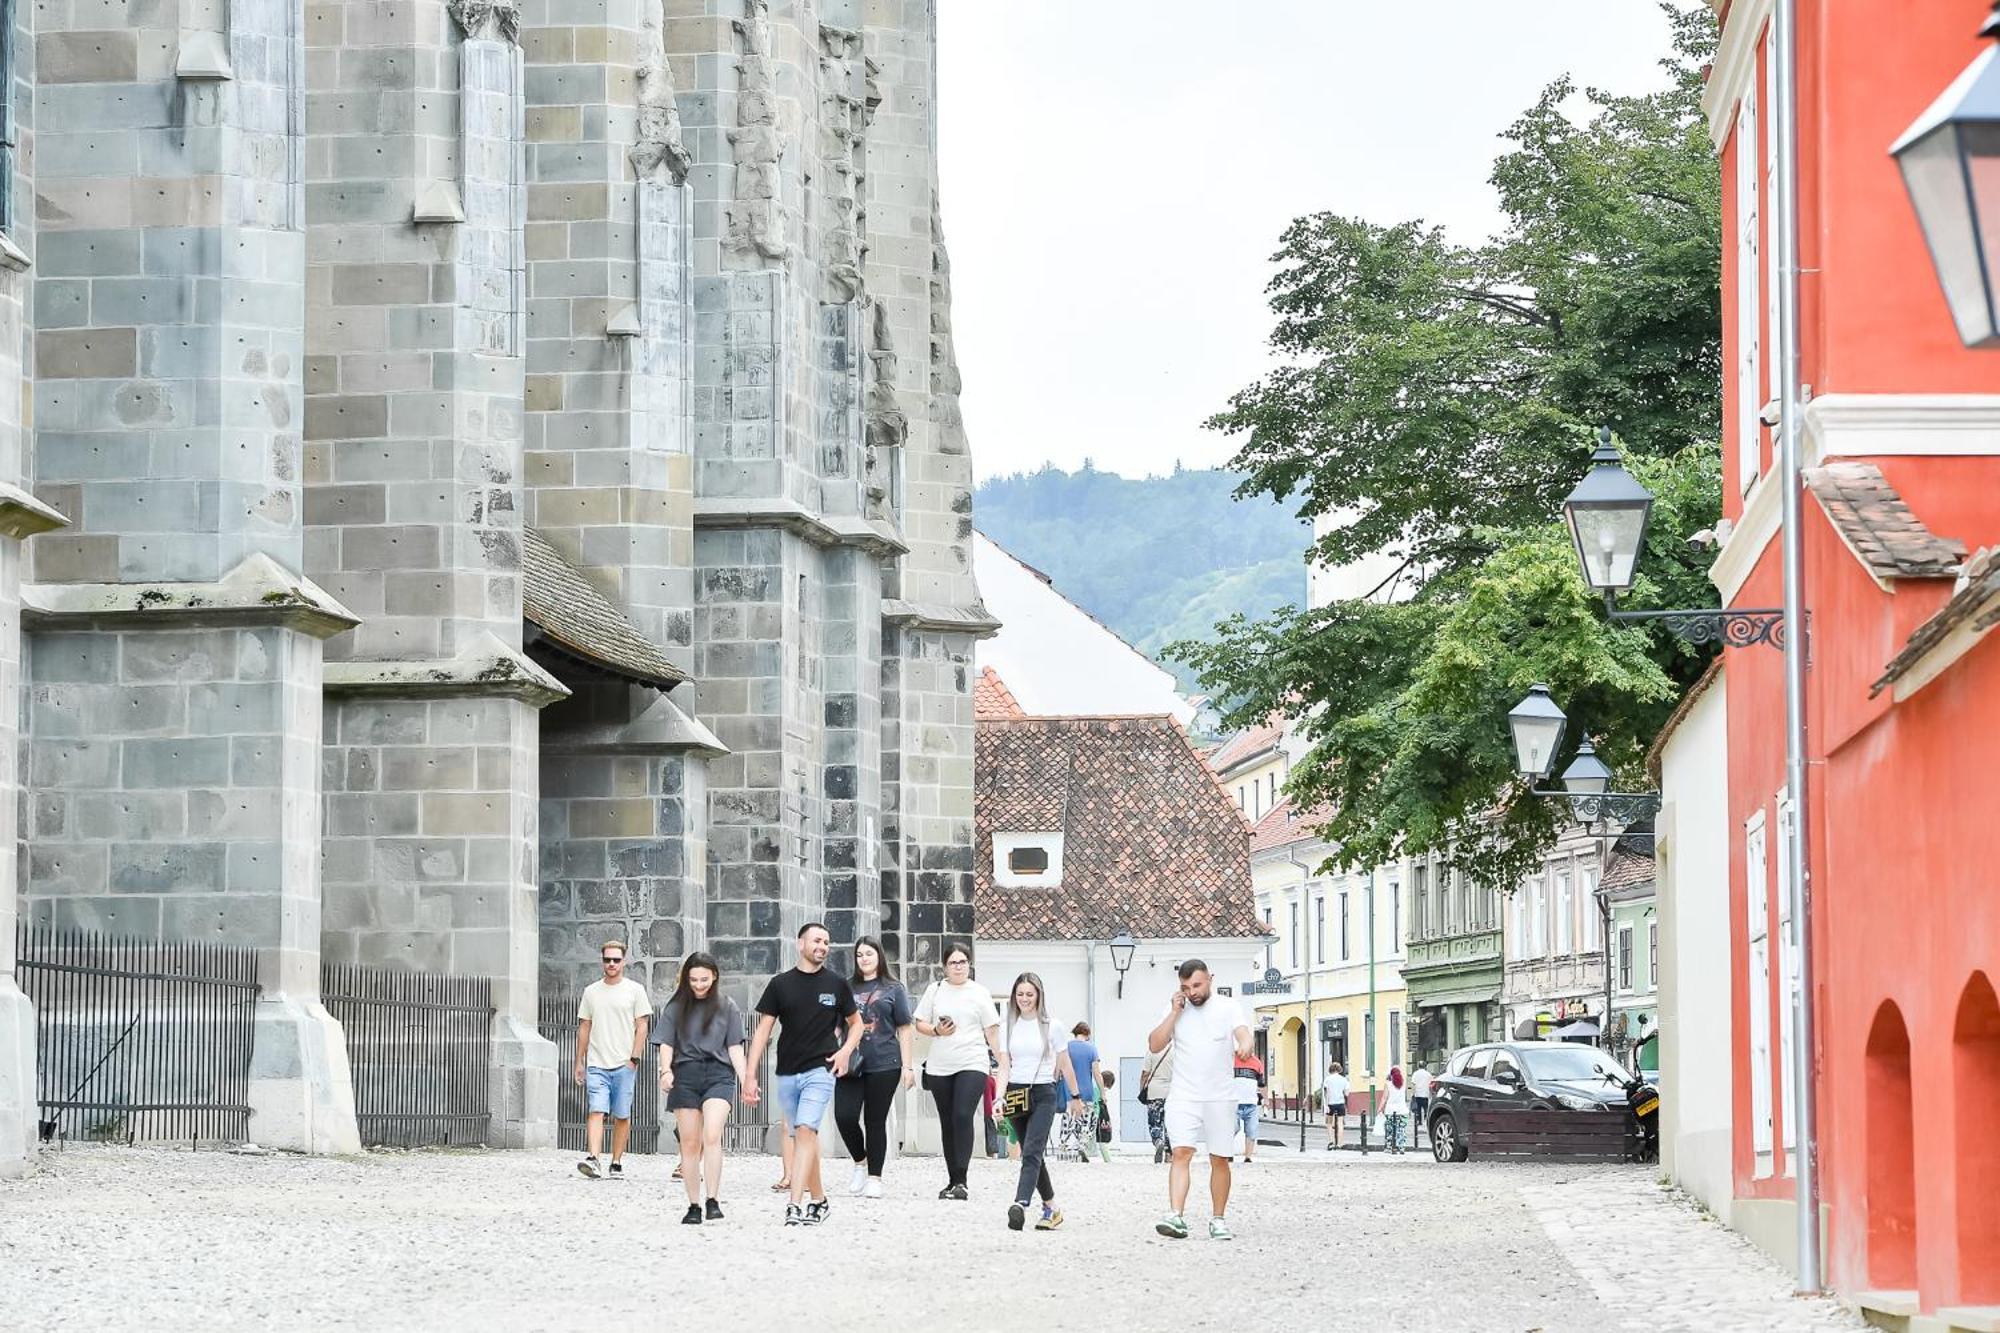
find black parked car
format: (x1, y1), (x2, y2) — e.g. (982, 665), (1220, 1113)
(1426, 1040), (1638, 1163)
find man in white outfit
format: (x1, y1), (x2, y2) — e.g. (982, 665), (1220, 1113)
(1148, 959), (1252, 1240)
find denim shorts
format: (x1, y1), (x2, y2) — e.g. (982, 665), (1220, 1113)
(586, 1063), (638, 1119)
(1236, 1102), (1259, 1137)
(668, 1057), (738, 1112)
(775, 1066), (836, 1134)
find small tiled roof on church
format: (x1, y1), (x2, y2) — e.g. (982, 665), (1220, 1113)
(522, 527), (690, 691)
(974, 665), (1026, 720)
(976, 714), (1263, 942)
(1805, 462), (1967, 580)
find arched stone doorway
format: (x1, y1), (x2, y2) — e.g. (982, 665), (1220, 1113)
(1954, 972), (2000, 1303)
(1865, 1001), (1918, 1290)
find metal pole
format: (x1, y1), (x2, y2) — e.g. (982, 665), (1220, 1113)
(1603, 888), (1613, 1053)
(1366, 867), (1377, 1143)
(1772, 0), (1822, 1293)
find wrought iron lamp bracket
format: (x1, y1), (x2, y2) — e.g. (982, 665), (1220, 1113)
(1531, 788), (1663, 835)
(1603, 595), (1790, 649)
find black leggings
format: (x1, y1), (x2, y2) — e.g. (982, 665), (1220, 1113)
(928, 1069), (986, 1187)
(1006, 1082), (1058, 1207)
(834, 1069), (901, 1176)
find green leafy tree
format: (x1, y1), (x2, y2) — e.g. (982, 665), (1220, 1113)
(1172, 7), (1722, 887)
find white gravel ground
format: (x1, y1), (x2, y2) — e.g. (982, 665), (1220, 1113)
(0, 1145), (1865, 1333)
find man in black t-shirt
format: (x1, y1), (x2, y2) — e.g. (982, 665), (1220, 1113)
(746, 922), (861, 1225)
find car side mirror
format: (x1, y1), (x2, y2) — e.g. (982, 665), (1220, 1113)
(1496, 1068), (1521, 1087)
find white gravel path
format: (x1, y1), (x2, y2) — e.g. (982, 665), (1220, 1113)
(0, 1145), (1865, 1332)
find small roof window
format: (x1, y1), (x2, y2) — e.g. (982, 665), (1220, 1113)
(993, 832), (1064, 888)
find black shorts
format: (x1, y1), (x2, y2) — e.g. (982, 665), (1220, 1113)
(667, 1057), (737, 1111)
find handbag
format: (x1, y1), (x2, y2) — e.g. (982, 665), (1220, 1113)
(1000, 1085), (1030, 1118)
(1094, 1099), (1113, 1144)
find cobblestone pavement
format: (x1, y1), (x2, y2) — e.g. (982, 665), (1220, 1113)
(0, 1146), (1866, 1332)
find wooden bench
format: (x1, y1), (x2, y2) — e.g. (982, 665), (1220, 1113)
(1465, 1106), (1635, 1161)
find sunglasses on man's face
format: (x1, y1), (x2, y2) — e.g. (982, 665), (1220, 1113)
(602, 956), (624, 965)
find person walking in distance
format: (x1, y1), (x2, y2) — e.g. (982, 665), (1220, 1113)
(834, 936), (914, 1199)
(996, 973), (1084, 1232)
(1057, 1021), (1103, 1164)
(1139, 1044), (1174, 1164)
(1408, 1062), (1434, 1145)
(745, 923), (863, 1226)
(1233, 1051), (1266, 1164)
(1322, 1060), (1351, 1151)
(914, 942), (1002, 1200)
(652, 951), (752, 1223)
(573, 941), (651, 1181)
(1150, 960), (1253, 1240)
(1379, 1066), (1410, 1154)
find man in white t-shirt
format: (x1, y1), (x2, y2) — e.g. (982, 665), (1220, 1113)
(1408, 1063), (1434, 1143)
(1147, 959), (1251, 1241)
(1322, 1061), (1350, 1150)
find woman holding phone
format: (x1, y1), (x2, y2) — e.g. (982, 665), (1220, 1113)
(914, 941), (1002, 1199)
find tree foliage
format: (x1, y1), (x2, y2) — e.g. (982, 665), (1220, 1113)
(1171, 7), (1723, 887)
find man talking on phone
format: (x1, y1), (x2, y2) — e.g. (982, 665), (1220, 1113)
(1147, 959), (1253, 1240)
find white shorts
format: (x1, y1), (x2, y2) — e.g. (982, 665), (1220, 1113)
(1164, 1098), (1241, 1157)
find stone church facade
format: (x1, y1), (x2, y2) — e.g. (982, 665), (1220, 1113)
(0, 0), (988, 1169)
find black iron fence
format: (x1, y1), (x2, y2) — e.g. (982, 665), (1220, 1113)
(16, 925), (260, 1146)
(321, 964), (493, 1149)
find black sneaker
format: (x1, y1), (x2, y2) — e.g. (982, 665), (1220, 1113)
(938, 1184), (956, 1200)
(948, 1183), (969, 1201)
(705, 1198), (723, 1222)
(682, 1204), (702, 1225)
(576, 1156), (602, 1180)
(1007, 1202), (1026, 1231)
(607, 1162), (624, 1181)
(804, 1199), (830, 1226)
(784, 1204), (804, 1227)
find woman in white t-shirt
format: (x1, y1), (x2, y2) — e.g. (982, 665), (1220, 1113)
(914, 941), (1003, 1200)
(993, 972), (1084, 1232)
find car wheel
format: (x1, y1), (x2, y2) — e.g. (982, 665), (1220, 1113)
(1430, 1112), (1468, 1163)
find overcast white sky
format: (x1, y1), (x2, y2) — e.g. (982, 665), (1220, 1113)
(936, 2), (1681, 481)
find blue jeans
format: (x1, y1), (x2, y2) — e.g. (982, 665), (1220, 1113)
(776, 1066), (837, 1134)
(586, 1064), (637, 1120)
(1236, 1102), (1259, 1142)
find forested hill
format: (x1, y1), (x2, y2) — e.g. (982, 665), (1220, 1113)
(972, 465), (1308, 688)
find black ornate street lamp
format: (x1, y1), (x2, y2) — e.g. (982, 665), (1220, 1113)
(1506, 687), (1661, 836)
(1891, 3), (2000, 348)
(1108, 930), (1137, 997)
(1564, 428), (1786, 649)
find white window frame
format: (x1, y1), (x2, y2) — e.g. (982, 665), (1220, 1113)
(1289, 900), (1299, 970)
(1617, 925), (1635, 992)
(1339, 891), (1350, 961)
(1556, 870), (1573, 956)
(1734, 75), (1763, 496)
(993, 832), (1064, 888)
(1580, 865), (1600, 950)
(1314, 895), (1325, 966)
(1647, 919), (1658, 993)
(1745, 809), (1775, 1173)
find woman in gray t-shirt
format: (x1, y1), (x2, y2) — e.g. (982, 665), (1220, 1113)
(834, 936), (914, 1198)
(652, 951), (750, 1224)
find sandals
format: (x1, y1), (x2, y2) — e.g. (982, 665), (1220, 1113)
(770, 1177), (792, 1193)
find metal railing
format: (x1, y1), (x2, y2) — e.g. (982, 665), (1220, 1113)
(538, 989), (663, 1153)
(322, 964), (493, 1149)
(16, 925), (260, 1146)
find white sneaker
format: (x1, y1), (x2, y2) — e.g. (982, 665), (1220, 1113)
(848, 1164), (868, 1196)
(863, 1178), (884, 1199)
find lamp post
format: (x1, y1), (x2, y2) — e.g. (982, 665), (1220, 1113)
(1108, 930), (1137, 999)
(1891, 3), (2000, 348)
(1563, 429), (1787, 649)
(1506, 688), (1662, 836)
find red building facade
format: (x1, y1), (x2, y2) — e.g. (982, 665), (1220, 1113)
(1707, 0), (2000, 1314)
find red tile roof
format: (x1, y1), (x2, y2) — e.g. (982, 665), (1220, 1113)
(1601, 846), (1656, 891)
(975, 714), (1263, 942)
(1805, 462), (1967, 581)
(1247, 797), (1335, 854)
(1205, 714), (1286, 777)
(973, 665), (1026, 720)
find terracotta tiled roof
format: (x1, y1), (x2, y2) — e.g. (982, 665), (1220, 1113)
(1206, 714), (1285, 777)
(974, 665), (1026, 720)
(1601, 846), (1656, 891)
(1805, 462), (1967, 581)
(522, 527), (690, 691)
(1874, 545), (2000, 696)
(1247, 797), (1335, 854)
(975, 714), (1263, 942)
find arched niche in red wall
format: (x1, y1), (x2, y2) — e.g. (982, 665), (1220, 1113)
(1953, 972), (2000, 1304)
(1865, 1000), (1919, 1290)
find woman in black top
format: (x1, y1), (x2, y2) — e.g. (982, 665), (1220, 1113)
(834, 936), (914, 1198)
(653, 951), (752, 1224)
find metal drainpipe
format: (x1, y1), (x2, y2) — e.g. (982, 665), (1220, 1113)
(1773, 0), (1822, 1292)
(1085, 938), (1097, 1037)
(1366, 865), (1377, 1150)
(1284, 848), (1314, 1152)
